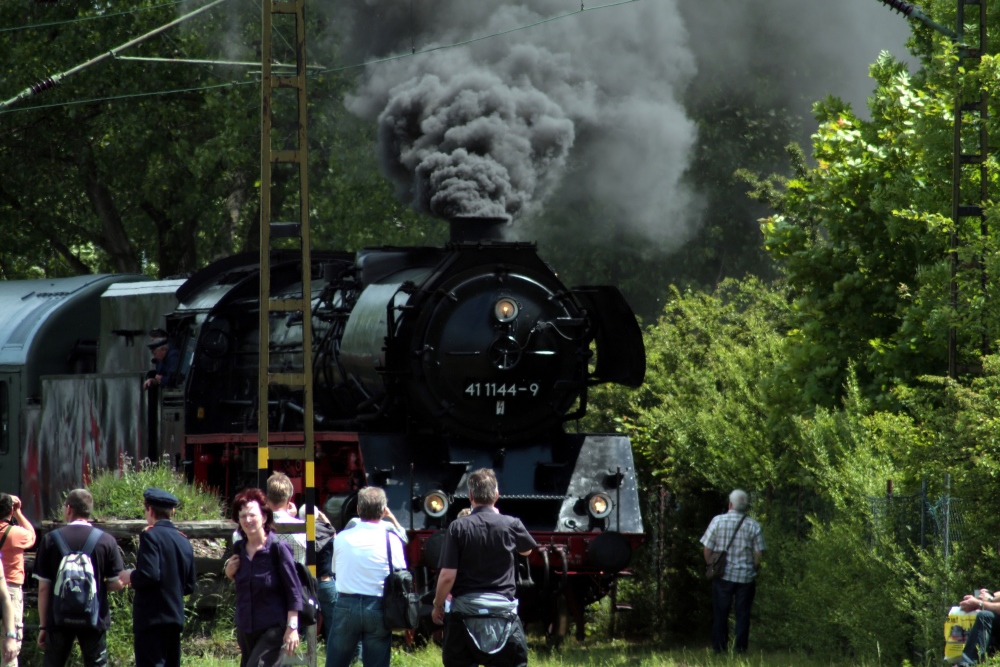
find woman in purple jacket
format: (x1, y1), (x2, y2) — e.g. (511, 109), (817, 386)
(224, 488), (303, 667)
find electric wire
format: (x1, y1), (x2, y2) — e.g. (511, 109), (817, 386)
(1, 0), (641, 114)
(318, 0), (641, 74)
(0, 0), (188, 34)
(0, 80), (256, 115)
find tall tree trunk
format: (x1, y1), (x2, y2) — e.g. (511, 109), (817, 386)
(48, 234), (92, 275)
(78, 143), (140, 273)
(139, 201), (176, 278)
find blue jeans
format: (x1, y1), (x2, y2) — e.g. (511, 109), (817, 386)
(711, 578), (756, 653)
(325, 594), (391, 667)
(318, 578), (338, 644)
(961, 610), (1000, 665)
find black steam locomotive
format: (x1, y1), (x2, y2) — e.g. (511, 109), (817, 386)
(5, 217), (645, 636)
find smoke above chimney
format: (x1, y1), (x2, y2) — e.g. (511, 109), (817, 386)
(342, 0), (699, 243)
(370, 61), (575, 220)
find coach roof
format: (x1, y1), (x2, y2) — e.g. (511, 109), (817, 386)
(0, 275), (147, 368)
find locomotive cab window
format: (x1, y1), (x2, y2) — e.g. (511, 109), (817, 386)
(0, 382), (8, 455)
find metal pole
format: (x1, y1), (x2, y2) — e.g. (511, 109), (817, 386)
(944, 473), (951, 565)
(920, 478), (927, 551)
(950, 0), (962, 379)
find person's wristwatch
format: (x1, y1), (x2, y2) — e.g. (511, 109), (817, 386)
(287, 619), (299, 631)
(4, 632), (16, 639)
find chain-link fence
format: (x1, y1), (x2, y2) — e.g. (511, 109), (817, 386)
(869, 489), (967, 557)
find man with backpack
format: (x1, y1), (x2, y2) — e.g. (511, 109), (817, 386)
(33, 489), (124, 667)
(118, 488), (196, 667)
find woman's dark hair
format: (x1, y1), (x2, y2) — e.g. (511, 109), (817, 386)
(231, 488), (274, 540)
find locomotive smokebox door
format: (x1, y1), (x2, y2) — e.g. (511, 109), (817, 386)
(409, 260), (589, 443)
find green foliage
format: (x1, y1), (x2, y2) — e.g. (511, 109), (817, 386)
(593, 277), (789, 492)
(747, 42), (1000, 410)
(588, 276), (1000, 661)
(85, 457), (224, 521)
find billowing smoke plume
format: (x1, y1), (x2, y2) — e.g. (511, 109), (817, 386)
(339, 1), (699, 243)
(356, 53), (577, 220)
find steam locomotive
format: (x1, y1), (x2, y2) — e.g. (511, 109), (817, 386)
(1, 216), (645, 634)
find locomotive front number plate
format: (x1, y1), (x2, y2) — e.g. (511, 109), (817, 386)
(464, 381), (540, 398)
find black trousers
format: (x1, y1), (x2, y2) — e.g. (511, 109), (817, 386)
(237, 625), (285, 667)
(134, 624), (182, 667)
(711, 578), (757, 653)
(441, 615), (528, 667)
(43, 628), (107, 667)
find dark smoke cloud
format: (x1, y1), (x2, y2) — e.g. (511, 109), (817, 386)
(193, 0), (912, 251)
(678, 0), (912, 123)
(341, 0), (700, 245)
(355, 54), (577, 219)
(333, 0), (914, 245)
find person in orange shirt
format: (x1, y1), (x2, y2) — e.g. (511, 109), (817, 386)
(0, 494), (35, 667)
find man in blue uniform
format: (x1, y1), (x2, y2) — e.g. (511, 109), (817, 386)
(118, 489), (196, 667)
(143, 338), (180, 390)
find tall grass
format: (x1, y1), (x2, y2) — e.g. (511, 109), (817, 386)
(87, 456), (225, 521)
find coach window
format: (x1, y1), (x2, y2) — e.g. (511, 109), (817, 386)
(0, 382), (7, 455)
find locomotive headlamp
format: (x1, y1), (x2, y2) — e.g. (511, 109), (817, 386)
(587, 492), (613, 520)
(494, 298), (518, 322)
(423, 491), (449, 518)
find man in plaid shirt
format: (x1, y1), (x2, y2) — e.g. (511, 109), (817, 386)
(700, 489), (765, 654)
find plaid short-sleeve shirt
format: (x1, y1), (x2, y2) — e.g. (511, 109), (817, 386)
(700, 510), (765, 584)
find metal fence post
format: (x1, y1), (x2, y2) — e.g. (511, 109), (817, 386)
(944, 473), (952, 565)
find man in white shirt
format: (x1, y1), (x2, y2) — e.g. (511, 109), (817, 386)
(325, 487), (407, 667)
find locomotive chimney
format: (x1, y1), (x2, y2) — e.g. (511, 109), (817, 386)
(448, 216), (510, 243)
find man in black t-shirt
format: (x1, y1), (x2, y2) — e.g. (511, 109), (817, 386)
(433, 469), (537, 667)
(33, 489), (124, 667)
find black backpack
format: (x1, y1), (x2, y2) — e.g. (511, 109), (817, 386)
(268, 540), (319, 626)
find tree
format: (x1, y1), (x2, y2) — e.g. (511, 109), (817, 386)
(748, 40), (1000, 408)
(0, 1), (445, 279)
(588, 277), (790, 492)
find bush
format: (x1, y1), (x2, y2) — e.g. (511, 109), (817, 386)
(86, 456), (225, 521)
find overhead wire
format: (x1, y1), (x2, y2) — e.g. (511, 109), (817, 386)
(0, 80), (257, 116)
(0, 0), (189, 34)
(318, 0), (641, 74)
(0, 0), (642, 114)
